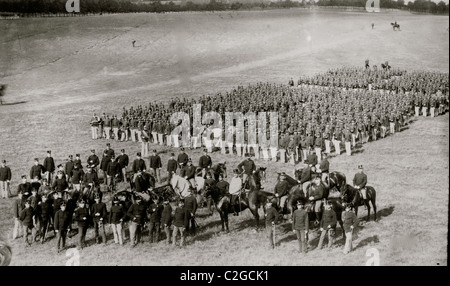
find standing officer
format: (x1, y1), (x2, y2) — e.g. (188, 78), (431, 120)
(177, 147), (189, 172)
(43, 151), (55, 184)
(132, 152), (147, 182)
(91, 195), (108, 245)
(292, 201), (309, 254)
(87, 149), (100, 170)
(148, 150), (162, 183)
(19, 199), (36, 246)
(265, 201), (279, 249)
(71, 164), (84, 192)
(54, 202), (70, 253)
(343, 204), (359, 254)
(109, 196), (125, 245)
(172, 199), (189, 247)
(127, 196), (147, 247)
(30, 158), (45, 181)
(0, 160), (12, 199)
(167, 153), (178, 183)
(107, 156), (121, 192)
(74, 199), (90, 250)
(37, 195), (53, 243)
(317, 200), (337, 249)
(12, 191), (24, 240)
(161, 199), (173, 244)
(65, 155), (75, 185)
(184, 191), (198, 235)
(147, 197), (164, 243)
(116, 149), (129, 183)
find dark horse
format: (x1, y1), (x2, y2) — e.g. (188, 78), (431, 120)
(195, 162), (227, 180)
(342, 184), (377, 221)
(207, 167), (268, 230)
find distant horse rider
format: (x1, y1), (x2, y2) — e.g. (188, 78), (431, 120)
(274, 172), (290, 213)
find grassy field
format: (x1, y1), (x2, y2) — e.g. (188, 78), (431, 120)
(0, 8), (448, 266)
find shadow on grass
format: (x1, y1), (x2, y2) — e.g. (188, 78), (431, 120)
(354, 235), (380, 250)
(358, 204), (395, 222)
(352, 148), (365, 155)
(0, 101), (28, 106)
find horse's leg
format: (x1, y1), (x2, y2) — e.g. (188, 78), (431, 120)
(339, 218), (345, 239)
(220, 211), (225, 231)
(224, 209), (229, 233)
(372, 199), (377, 222)
(366, 199), (371, 222)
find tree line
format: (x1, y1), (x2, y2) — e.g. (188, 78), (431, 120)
(0, 0), (448, 15)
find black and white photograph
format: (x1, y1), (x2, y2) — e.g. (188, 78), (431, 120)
(0, 0), (448, 269)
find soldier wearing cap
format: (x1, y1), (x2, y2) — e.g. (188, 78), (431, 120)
(87, 149), (100, 171)
(147, 197), (164, 243)
(82, 166), (99, 194)
(52, 170), (69, 192)
(148, 149), (162, 183)
(167, 153), (178, 183)
(184, 190), (198, 235)
(177, 148), (189, 171)
(17, 175), (31, 201)
(90, 113), (101, 139)
(353, 165), (368, 201)
(74, 199), (91, 249)
(91, 195), (108, 245)
(127, 195), (147, 247)
(71, 164), (84, 192)
(237, 153), (256, 185)
(12, 190), (24, 239)
(265, 200), (279, 249)
(318, 200), (337, 249)
(292, 200), (309, 254)
(0, 159), (12, 198)
(104, 143), (115, 159)
(107, 155), (121, 192)
(274, 172), (290, 212)
(198, 149), (212, 179)
(342, 204), (358, 254)
(104, 115), (112, 139)
(36, 194), (54, 243)
(116, 149), (129, 183)
(19, 199), (36, 246)
(43, 151), (55, 184)
(172, 199), (189, 247)
(109, 196), (125, 245)
(54, 202), (70, 252)
(30, 158), (45, 182)
(74, 154), (82, 169)
(100, 151), (110, 187)
(161, 199), (173, 244)
(65, 155), (74, 184)
(132, 152), (147, 182)
(180, 159), (196, 188)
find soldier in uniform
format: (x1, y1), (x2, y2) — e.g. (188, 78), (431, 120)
(109, 196), (125, 245)
(198, 149), (212, 178)
(91, 195), (108, 245)
(19, 199), (36, 246)
(353, 165), (368, 202)
(274, 173), (290, 213)
(148, 150), (162, 183)
(172, 199), (189, 247)
(265, 201), (279, 249)
(167, 153), (178, 183)
(132, 152), (147, 182)
(180, 159), (196, 188)
(74, 199), (90, 250)
(12, 191), (24, 240)
(87, 149), (100, 171)
(116, 149), (129, 183)
(161, 199), (173, 244)
(292, 201), (309, 254)
(317, 200), (337, 249)
(54, 202), (71, 253)
(65, 155), (74, 185)
(30, 158), (45, 182)
(147, 197), (164, 243)
(237, 153), (256, 185)
(342, 204), (359, 254)
(0, 160), (12, 198)
(177, 147), (189, 172)
(127, 196), (147, 247)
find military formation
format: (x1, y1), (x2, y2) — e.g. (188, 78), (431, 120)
(2, 63), (448, 257)
(89, 65), (449, 163)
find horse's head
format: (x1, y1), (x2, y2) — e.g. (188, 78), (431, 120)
(257, 167), (267, 184)
(294, 168), (303, 180)
(218, 162), (227, 178)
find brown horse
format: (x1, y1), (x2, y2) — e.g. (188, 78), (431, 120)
(342, 184), (377, 221)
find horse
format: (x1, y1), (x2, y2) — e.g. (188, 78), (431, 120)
(241, 167), (271, 228)
(342, 184), (377, 221)
(203, 184), (232, 232)
(294, 168), (347, 195)
(391, 22), (400, 31)
(129, 171), (156, 192)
